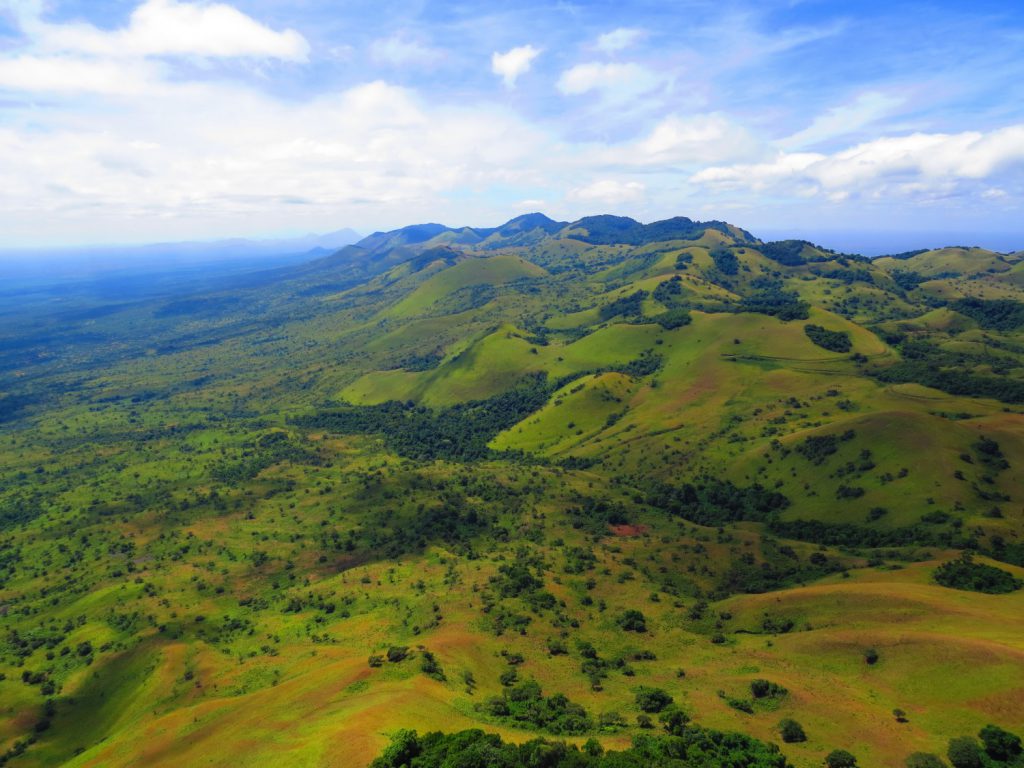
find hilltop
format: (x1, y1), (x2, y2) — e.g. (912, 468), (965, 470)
(1, 213), (1023, 768)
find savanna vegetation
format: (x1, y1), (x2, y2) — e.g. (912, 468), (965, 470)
(1, 212), (1023, 768)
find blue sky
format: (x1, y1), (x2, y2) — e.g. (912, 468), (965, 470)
(0, 0), (1022, 250)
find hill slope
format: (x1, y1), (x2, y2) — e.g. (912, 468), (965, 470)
(2, 213), (1024, 768)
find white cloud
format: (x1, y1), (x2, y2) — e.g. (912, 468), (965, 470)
(692, 125), (1024, 200)
(30, 0), (309, 61)
(596, 27), (644, 53)
(634, 113), (761, 165)
(557, 61), (663, 101)
(780, 92), (906, 150)
(0, 54), (153, 94)
(371, 33), (443, 67)
(568, 179), (645, 205)
(491, 44), (540, 88)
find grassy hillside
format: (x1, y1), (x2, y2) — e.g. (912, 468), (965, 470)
(2, 214), (1024, 768)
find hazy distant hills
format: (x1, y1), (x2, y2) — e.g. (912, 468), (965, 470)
(0, 227), (362, 283)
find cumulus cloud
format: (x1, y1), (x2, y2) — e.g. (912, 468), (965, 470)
(596, 27), (644, 53)
(568, 179), (646, 205)
(557, 61), (663, 101)
(491, 44), (541, 88)
(31, 0), (310, 61)
(692, 125), (1024, 200)
(0, 71), (560, 243)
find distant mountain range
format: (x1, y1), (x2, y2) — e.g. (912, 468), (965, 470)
(0, 227), (362, 282)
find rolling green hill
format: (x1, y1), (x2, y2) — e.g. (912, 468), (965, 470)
(2, 214), (1024, 768)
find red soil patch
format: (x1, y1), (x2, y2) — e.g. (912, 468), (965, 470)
(609, 524), (648, 537)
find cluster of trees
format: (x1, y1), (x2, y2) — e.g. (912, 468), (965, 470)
(646, 477), (790, 527)
(737, 281), (810, 321)
(482, 680), (592, 735)
(870, 339), (1024, 404)
(292, 373), (552, 461)
(564, 215), (737, 246)
(804, 324), (852, 353)
(710, 248), (740, 275)
(906, 724), (1024, 768)
(654, 309), (692, 330)
(759, 240), (815, 266)
(950, 298), (1024, 331)
(599, 291), (648, 321)
(934, 553), (1022, 594)
(210, 431), (321, 485)
(794, 430), (855, 465)
(652, 276), (683, 304)
(370, 727), (791, 768)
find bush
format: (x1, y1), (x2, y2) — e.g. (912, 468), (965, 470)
(750, 679), (788, 699)
(617, 609), (647, 632)
(420, 650), (445, 682)
(635, 687), (674, 713)
(778, 718), (806, 743)
(905, 754), (947, 768)
(825, 749), (858, 768)
(387, 646), (409, 663)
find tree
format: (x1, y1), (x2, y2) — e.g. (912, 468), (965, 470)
(617, 609), (647, 632)
(947, 737), (983, 768)
(979, 724), (1022, 761)
(658, 706), (690, 736)
(635, 687), (674, 713)
(371, 729), (420, 767)
(905, 754), (947, 768)
(779, 718), (806, 743)
(825, 749), (858, 768)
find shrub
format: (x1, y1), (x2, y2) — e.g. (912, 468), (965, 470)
(750, 679), (788, 699)
(386, 646), (409, 663)
(420, 650), (445, 682)
(779, 718), (806, 743)
(905, 754), (947, 768)
(825, 749), (859, 768)
(617, 610), (647, 632)
(635, 687), (674, 713)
